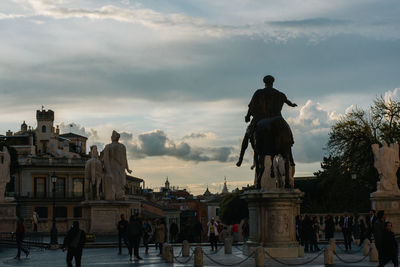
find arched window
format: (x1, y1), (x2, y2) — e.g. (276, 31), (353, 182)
(42, 125), (46, 133)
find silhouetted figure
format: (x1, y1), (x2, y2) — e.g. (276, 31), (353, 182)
(358, 219), (366, 246)
(142, 220), (152, 253)
(154, 219), (166, 256)
(311, 216), (321, 251)
(208, 218), (219, 251)
(302, 215), (313, 252)
(117, 214), (129, 255)
(367, 210), (377, 241)
(14, 218), (29, 260)
(237, 75), (297, 189)
(127, 214), (143, 261)
(374, 210), (386, 265)
(169, 222), (178, 243)
(340, 214), (353, 251)
(325, 215), (335, 240)
(379, 222), (398, 267)
(62, 221), (86, 267)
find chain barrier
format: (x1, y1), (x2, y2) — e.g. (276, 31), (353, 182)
(333, 250), (370, 264)
(336, 243), (363, 253)
(203, 249), (255, 266)
(264, 248), (324, 266)
(174, 250), (195, 264)
(233, 244), (244, 252)
(173, 247), (183, 257)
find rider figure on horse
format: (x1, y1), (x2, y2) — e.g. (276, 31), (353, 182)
(236, 75), (297, 167)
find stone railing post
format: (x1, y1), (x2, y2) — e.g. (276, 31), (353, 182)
(183, 240), (190, 257)
(363, 239), (370, 256)
(369, 243), (378, 262)
(194, 246), (203, 267)
(255, 247), (264, 267)
(324, 247), (334, 265)
(224, 237), (232, 254)
(329, 238), (336, 253)
(165, 244), (174, 263)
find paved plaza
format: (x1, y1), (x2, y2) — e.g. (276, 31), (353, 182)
(1, 243), (395, 267)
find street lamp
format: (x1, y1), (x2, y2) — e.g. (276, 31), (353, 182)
(50, 172), (58, 247)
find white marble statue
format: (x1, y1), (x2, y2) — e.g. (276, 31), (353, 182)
(102, 131), (132, 200)
(372, 141), (400, 194)
(0, 147), (11, 201)
(274, 155), (295, 189)
(85, 145), (104, 200)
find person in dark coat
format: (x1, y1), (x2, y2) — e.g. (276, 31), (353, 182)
(325, 215), (335, 240)
(62, 221), (86, 267)
(367, 210), (377, 241)
(358, 219), (366, 246)
(302, 215), (313, 252)
(126, 214), (143, 261)
(117, 214), (129, 255)
(14, 217), (29, 260)
(374, 210), (386, 265)
(169, 222), (178, 243)
(142, 219), (152, 254)
(340, 213), (353, 251)
(379, 222), (398, 267)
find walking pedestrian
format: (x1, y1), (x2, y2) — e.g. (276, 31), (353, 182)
(311, 216), (321, 251)
(154, 219), (166, 257)
(62, 221), (86, 267)
(32, 211), (39, 232)
(378, 222), (398, 267)
(340, 213), (353, 251)
(169, 221), (178, 243)
(207, 217), (218, 251)
(368, 210), (377, 241)
(126, 214), (143, 261)
(242, 218), (249, 242)
(117, 214), (129, 255)
(325, 215), (335, 240)
(142, 220), (152, 254)
(374, 210), (386, 265)
(302, 215), (313, 252)
(14, 217), (29, 260)
(231, 223), (239, 243)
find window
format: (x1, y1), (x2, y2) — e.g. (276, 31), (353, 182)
(55, 177), (65, 198)
(74, 207), (82, 218)
(42, 125), (46, 133)
(34, 177), (46, 198)
(72, 178), (84, 198)
(34, 207), (48, 218)
(55, 207), (67, 218)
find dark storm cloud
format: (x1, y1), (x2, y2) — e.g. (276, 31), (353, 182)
(123, 130), (234, 162)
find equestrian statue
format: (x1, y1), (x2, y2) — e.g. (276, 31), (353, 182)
(236, 75), (297, 189)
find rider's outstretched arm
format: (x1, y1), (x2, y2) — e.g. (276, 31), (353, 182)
(285, 99), (297, 107)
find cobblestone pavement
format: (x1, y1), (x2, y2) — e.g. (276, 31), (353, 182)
(0, 244), (396, 267)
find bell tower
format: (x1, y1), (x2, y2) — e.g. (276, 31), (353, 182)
(36, 108), (55, 154)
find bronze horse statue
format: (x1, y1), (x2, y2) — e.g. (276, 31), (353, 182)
(252, 116), (294, 189)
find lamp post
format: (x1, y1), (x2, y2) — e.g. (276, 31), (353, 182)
(50, 172), (58, 247)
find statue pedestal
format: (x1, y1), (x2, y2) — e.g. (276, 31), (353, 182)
(241, 189), (304, 258)
(370, 191), (400, 235)
(82, 200), (140, 234)
(0, 201), (17, 232)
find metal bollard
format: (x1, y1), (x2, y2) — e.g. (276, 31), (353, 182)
(255, 247), (264, 267)
(224, 237), (232, 254)
(165, 244), (174, 263)
(369, 243), (378, 262)
(183, 240), (190, 257)
(194, 246), (203, 267)
(363, 239), (370, 256)
(329, 238), (336, 253)
(324, 246), (334, 265)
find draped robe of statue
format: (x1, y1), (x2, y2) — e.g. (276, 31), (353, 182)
(372, 141), (400, 194)
(0, 147), (11, 201)
(85, 145), (104, 200)
(102, 131), (132, 200)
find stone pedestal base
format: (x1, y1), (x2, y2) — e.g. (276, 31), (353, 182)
(241, 189), (304, 258)
(370, 191), (400, 234)
(0, 201), (17, 232)
(82, 200), (140, 234)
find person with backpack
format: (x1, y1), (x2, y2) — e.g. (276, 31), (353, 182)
(126, 214), (143, 261)
(62, 221), (86, 267)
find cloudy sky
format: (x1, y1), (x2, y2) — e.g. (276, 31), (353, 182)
(1, 0), (400, 194)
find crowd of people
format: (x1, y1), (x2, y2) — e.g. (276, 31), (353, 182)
(296, 210), (398, 266)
